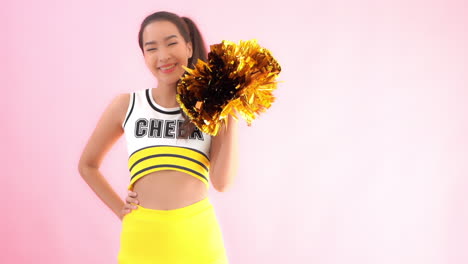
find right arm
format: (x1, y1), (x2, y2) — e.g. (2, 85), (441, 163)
(77, 93), (132, 221)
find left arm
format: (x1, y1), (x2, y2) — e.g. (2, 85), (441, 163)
(209, 114), (239, 192)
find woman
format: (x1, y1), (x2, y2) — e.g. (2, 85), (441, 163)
(78, 11), (238, 264)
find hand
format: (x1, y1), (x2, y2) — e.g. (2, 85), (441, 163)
(121, 191), (139, 218)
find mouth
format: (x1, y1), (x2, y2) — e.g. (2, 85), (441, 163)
(158, 63), (177, 73)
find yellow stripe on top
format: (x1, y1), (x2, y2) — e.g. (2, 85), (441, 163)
(127, 145), (210, 190)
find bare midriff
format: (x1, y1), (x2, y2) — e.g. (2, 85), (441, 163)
(131, 170), (208, 210)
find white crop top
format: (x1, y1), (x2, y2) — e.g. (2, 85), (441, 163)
(121, 88), (212, 191)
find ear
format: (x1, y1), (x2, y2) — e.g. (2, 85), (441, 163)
(187, 41), (193, 58)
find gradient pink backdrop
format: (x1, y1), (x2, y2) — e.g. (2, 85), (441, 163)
(2, 0), (467, 263)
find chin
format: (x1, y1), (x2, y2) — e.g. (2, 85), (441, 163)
(157, 77), (181, 87)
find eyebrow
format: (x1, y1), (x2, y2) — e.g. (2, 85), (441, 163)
(144, 35), (178, 46)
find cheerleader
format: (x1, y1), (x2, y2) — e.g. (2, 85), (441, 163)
(78, 11), (238, 264)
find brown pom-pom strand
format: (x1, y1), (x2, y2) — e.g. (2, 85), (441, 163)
(176, 39), (281, 136)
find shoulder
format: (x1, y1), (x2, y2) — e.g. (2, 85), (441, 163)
(103, 92), (132, 125)
(112, 92), (131, 111)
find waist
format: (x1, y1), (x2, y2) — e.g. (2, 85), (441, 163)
(131, 170), (208, 210)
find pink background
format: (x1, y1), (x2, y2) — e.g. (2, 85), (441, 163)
(2, 0), (467, 263)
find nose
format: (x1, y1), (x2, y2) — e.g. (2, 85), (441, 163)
(158, 47), (170, 63)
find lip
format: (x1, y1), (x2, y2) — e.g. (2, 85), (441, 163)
(159, 63), (175, 68)
(158, 63), (177, 74)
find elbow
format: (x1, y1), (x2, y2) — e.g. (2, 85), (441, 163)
(211, 173), (235, 193)
(77, 162), (87, 178)
(77, 159), (96, 178)
(78, 152), (101, 177)
(77, 154), (87, 176)
(213, 182), (232, 193)
(210, 164), (238, 192)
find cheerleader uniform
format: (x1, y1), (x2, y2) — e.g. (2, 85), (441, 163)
(117, 88), (228, 264)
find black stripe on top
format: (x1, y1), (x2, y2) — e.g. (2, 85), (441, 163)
(129, 153), (209, 172)
(129, 145), (210, 161)
(123, 92), (135, 129)
(130, 164), (208, 182)
(145, 88), (181, 115)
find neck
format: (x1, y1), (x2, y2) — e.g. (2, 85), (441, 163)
(154, 82), (179, 108)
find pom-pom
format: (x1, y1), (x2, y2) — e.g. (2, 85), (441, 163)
(176, 39), (281, 136)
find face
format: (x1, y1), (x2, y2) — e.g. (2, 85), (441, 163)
(142, 20), (193, 86)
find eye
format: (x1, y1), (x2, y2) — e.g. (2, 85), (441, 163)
(168, 42), (178, 46)
(146, 48), (157, 51)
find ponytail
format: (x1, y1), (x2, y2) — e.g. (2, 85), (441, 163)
(182, 17), (207, 68)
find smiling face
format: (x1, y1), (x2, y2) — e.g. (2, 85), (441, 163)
(142, 20), (193, 87)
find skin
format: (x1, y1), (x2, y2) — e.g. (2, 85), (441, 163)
(78, 20), (239, 221)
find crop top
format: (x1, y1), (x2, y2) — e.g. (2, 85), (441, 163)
(121, 88), (212, 191)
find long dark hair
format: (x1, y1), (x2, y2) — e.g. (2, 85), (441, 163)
(138, 11), (207, 138)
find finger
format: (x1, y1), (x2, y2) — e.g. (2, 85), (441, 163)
(124, 203), (138, 210)
(125, 197), (139, 205)
(125, 194), (138, 203)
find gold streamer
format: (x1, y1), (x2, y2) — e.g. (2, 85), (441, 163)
(176, 39), (281, 136)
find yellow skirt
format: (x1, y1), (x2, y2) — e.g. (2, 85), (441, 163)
(117, 197), (228, 264)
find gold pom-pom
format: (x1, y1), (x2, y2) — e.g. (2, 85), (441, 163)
(176, 39), (281, 136)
